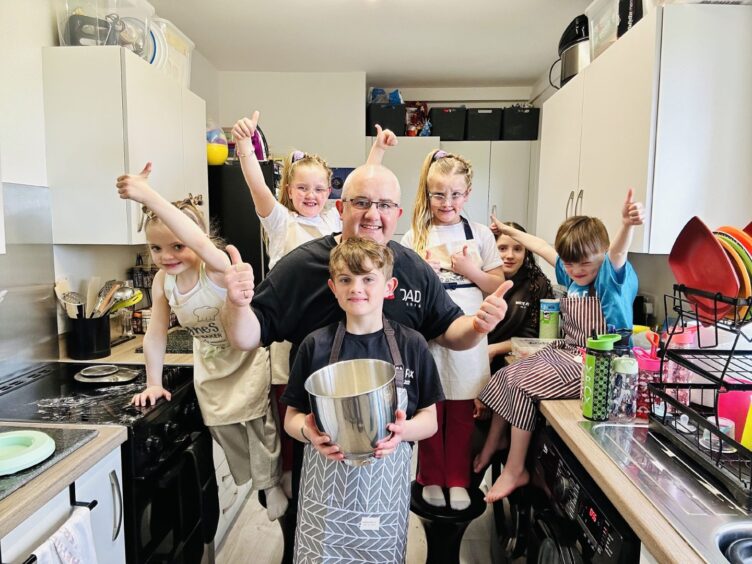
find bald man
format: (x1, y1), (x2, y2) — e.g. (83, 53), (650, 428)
(222, 164), (512, 354)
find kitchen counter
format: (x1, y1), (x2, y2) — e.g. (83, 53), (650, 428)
(0, 421), (127, 537)
(540, 400), (705, 564)
(59, 333), (193, 366)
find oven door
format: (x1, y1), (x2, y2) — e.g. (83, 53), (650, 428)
(527, 508), (584, 564)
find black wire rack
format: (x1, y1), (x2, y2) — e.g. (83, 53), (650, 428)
(647, 284), (752, 508)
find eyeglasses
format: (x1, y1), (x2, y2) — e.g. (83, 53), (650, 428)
(343, 197), (400, 212)
(294, 186), (329, 196)
(429, 191), (468, 203)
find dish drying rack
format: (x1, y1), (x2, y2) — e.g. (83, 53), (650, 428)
(648, 284), (752, 508)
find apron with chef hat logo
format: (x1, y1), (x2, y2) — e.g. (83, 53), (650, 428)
(294, 318), (411, 563)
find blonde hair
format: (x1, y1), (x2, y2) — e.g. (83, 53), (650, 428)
(142, 193), (225, 249)
(278, 151), (332, 213)
(329, 237), (394, 280)
(410, 149), (473, 255)
(554, 216), (610, 263)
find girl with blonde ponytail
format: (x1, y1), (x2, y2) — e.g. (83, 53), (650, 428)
(401, 149), (505, 511)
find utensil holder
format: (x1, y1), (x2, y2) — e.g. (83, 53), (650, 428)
(67, 316), (111, 360)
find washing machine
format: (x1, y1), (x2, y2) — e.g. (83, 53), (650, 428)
(527, 426), (641, 564)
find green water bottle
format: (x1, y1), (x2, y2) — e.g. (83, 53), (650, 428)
(581, 334), (619, 421)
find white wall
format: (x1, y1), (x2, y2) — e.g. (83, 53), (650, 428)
(190, 49), (219, 122)
(218, 71), (366, 166)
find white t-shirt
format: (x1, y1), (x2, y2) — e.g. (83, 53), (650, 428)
(259, 201), (341, 269)
(402, 219), (502, 399)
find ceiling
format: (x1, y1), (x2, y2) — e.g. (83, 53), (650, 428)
(149, 0), (591, 87)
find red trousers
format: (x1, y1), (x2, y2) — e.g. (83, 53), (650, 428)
(417, 399), (475, 488)
(273, 384), (294, 472)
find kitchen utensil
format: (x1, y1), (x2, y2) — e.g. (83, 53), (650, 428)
(0, 430), (55, 476)
(668, 216), (739, 318)
(54, 279), (78, 318)
(104, 287), (142, 315)
(716, 232), (752, 279)
(645, 330), (659, 358)
(304, 359), (397, 466)
(61, 291), (86, 319)
(91, 280), (122, 318)
(715, 236), (751, 319)
(744, 222), (752, 238)
(84, 276), (101, 319)
(73, 364), (140, 384)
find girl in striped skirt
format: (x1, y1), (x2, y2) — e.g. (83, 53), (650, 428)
(475, 188), (644, 502)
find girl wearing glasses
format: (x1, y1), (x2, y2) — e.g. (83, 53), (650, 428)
(401, 149), (505, 510)
(231, 115), (397, 505)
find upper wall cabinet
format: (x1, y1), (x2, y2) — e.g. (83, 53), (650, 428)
(43, 47), (207, 245)
(537, 5), (752, 254)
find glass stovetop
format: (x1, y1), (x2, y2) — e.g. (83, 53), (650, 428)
(0, 363), (191, 426)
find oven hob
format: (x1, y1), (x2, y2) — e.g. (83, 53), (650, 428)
(0, 362), (218, 564)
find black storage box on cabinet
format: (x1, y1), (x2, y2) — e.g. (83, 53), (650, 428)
(465, 109), (502, 140)
(501, 106), (540, 140)
(366, 103), (406, 136)
(429, 107), (467, 140)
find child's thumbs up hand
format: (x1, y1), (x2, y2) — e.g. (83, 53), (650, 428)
(473, 279), (513, 334)
(375, 409), (407, 458)
(231, 112), (260, 157)
(622, 187), (645, 226)
(116, 162), (154, 204)
(424, 250), (441, 274)
(224, 245), (255, 307)
(374, 124), (398, 150)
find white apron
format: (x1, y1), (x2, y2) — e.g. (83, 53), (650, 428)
(294, 319), (411, 563)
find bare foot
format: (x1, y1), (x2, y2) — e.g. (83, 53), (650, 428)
(473, 435), (509, 474)
(484, 467), (529, 503)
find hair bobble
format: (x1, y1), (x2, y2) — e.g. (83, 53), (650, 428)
(292, 150), (306, 163)
(432, 150), (448, 161)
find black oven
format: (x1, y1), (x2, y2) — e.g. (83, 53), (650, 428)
(0, 363), (219, 564)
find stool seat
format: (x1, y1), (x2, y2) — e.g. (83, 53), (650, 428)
(410, 481), (487, 564)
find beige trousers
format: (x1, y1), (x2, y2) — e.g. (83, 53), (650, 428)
(209, 397), (282, 491)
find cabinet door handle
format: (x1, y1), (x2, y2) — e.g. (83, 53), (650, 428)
(575, 189), (584, 215)
(565, 191), (575, 218)
(221, 489), (239, 514)
(109, 470), (123, 542)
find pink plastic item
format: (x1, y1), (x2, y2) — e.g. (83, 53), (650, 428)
(718, 391), (752, 442)
(634, 347), (662, 419)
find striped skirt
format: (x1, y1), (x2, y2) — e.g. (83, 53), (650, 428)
(478, 344), (582, 432)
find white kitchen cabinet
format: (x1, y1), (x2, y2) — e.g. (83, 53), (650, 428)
(489, 141), (532, 229)
(364, 136), (440, 239)
(43, 46), (208, 245)
(74, 447), (125, 563)
(537, 5), (752, 253)
(0, 152), (5, 255)
(0, 447), (125, 564)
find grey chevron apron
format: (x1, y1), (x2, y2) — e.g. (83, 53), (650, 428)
(294, 318), (411, 563)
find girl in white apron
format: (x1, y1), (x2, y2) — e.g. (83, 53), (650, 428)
(232, 116), (397, 498)
(477, 191), (644, 503)
(118, 164), (288, 520)
(281, 237), (444, 563)
(401, 149), (505, 511)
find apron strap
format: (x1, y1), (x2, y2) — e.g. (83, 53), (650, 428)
(328, 317), (405, 389)
(460, 216), (474, 240)
(382, 316), (405, 389)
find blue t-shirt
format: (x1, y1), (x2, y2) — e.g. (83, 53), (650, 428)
(555, 254), (638, 331)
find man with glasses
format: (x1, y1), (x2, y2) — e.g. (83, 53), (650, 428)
(222, 164), (512, 353)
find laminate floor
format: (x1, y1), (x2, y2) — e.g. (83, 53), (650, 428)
(216, 482), (499, 564)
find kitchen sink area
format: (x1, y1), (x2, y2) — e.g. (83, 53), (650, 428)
(582, 421), (752, 563)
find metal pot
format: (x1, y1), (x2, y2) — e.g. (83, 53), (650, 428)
(305, 359), (397, 465)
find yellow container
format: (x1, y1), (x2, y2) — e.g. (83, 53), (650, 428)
(206, 143), (228, 165)
(741, 396), (752, 450)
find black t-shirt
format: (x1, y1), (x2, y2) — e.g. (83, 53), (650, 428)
(281, 321), (445, 419)
(251, 235), (464, 349)
(487, 267), (554, 373)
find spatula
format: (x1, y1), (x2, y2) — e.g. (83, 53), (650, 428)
(85, 276), (101, 318)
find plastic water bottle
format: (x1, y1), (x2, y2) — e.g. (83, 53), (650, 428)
(663, 328), (696, 412)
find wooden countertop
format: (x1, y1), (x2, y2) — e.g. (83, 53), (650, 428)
(540, 400), (705, 564)
(0, 422), (127, 537)
(59, 333), (193, 366)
